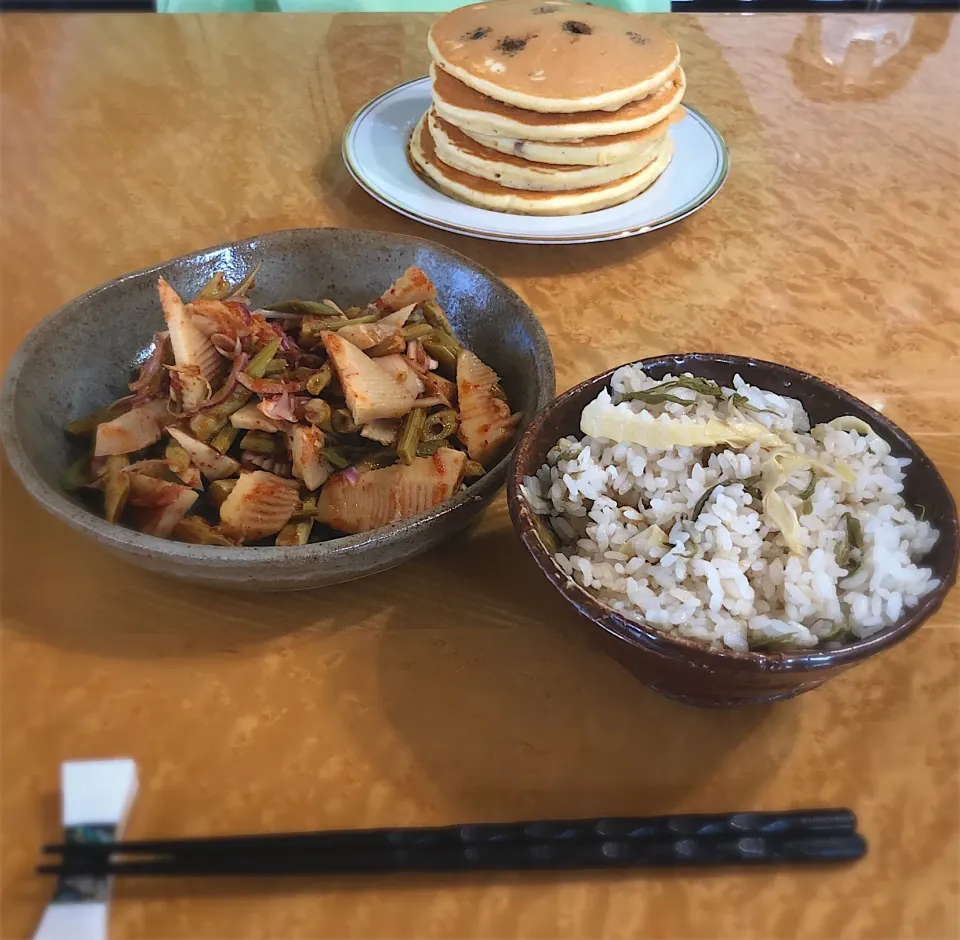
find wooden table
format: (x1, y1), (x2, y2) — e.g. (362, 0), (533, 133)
(1, 11), (958, 939)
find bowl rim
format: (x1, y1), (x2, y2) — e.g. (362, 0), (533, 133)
(1, 226), (556, 565)
(507, 352), (960, 672)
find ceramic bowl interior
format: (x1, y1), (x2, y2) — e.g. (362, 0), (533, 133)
(508, 353), (959, 703)
(1, 228), (555, 589)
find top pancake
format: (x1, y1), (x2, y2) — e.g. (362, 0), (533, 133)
(431, 62), (685, 141)
(428, 0), (680, 114)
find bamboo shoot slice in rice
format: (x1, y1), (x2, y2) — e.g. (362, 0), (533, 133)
(580, 391), (783, 450)
(456, 350), (520, 467)
(315, 447), (467, 534)
(219, 470), (300, 542)
(322, 331), (416, 425)
(825, 415), (892, 455)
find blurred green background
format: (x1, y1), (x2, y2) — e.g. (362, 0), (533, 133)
(158, 1), (669, 13)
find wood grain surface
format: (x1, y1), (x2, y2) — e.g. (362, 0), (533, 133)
(1, 12), (957, 940)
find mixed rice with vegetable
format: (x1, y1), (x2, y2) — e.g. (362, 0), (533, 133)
(64, 264), (519, 546)
(521, 365), (940, 651)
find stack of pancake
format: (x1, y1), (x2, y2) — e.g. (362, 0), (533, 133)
(409, 0), (685, 217)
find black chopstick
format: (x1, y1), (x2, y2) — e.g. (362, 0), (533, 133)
(43, 808), (856, 858)
(38, 833), (866, 877)
(39, 808), (863, 877)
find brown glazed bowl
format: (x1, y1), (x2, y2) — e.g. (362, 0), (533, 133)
(1, 228), (554, 591)
(507, 353), (959, 707)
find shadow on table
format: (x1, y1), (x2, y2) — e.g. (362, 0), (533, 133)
(105, 526), (801, 904)
(0, 464), (381, 659)
(366, 526), (800, 819)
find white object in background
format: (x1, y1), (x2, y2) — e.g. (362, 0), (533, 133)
(342, 77), (729, 245)
(33, 759), (139, 940)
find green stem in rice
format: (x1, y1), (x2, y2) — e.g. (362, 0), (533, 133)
(690, 481), (725, 523)
(729, 393), (781, 417)
(740, 474), (764, 504)
(620, 389), (698, 406)
(749, 634), (798, 652)
(798, 472), (817, 515)
(835, 512), (864, 576)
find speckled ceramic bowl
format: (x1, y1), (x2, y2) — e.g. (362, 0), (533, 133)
(1, 228), (554, 591)
(508, 353), (959, 707)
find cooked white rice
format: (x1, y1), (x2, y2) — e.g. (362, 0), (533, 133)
(521, 366), (940, 652)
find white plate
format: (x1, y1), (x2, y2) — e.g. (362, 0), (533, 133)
(342, 76), (729, 246)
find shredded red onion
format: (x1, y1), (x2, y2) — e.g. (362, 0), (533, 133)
(211, 333), (242, 358)
(129, 332), (171, 395)
(342, 466), (362, 486)
(199, 352), (249, 411)
(109, 391), (152, 411)
(258, 392), (297, 423)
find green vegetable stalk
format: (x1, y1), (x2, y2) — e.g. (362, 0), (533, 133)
(397, 408), (427, 465)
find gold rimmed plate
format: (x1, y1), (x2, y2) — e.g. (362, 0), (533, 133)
(342, 77), (729, 246)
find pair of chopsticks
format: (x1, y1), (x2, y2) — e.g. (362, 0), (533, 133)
(39, 808), (866, 878)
